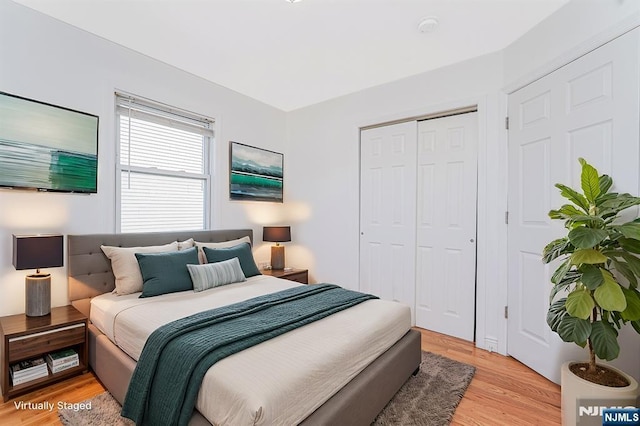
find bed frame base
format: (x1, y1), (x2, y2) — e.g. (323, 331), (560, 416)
(88, 324), (421, 426)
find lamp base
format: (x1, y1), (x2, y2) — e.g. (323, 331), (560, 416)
(25, 274), (51, 317)
(271, 245), (285, 270)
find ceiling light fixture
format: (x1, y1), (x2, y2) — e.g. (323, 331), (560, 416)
(286, 0), (302, 3)
(418, 16), (439, 33)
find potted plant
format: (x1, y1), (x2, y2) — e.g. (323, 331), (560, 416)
(542, 158), (640, 425)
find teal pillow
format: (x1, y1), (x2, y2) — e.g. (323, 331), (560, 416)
(136, 247), (199, 298)
(203, 243), (261, 278)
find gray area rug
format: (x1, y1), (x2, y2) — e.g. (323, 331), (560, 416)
(373, 351), (476, 425)
(59, 351), (474, 426)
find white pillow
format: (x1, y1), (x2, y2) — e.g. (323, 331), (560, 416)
(101, 241), (180, 295)
(195, 236), (251, 264)
(178, 238), (195, 250)
(187, 257), (246, 292)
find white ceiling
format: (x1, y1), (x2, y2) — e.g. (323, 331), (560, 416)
(13, 0), (569, 111)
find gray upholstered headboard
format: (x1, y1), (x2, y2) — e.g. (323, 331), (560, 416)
(67, 229), (253, 314)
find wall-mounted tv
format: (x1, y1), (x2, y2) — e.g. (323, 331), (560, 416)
(0, 91), (98, 193)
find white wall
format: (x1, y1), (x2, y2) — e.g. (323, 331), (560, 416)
(0, 0), (287, 316)
(286, 52), (509, 353)
(504, 0), (640, 91)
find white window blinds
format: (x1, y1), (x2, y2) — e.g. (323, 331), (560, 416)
(116, 93), (213, 233)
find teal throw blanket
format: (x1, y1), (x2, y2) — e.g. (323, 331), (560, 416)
(121, 284), (377, 426)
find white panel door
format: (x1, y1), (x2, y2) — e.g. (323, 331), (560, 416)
(360, 121), (417, 320)
(507, 29), (639, 383)
(415, 113), (478, 342)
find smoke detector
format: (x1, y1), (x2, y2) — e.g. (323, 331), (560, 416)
(418, 17), (439, 33)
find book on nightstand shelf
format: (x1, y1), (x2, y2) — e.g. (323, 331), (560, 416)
(10, 357), (48, 385)
(46, 348), (79, 373)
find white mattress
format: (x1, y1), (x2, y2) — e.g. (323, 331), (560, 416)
(91, 275), (411, 425)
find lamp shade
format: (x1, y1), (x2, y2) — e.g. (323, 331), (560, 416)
(12, 234), (64, 270)
(263, 226), (291, 243)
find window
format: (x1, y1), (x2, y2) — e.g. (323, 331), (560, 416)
(116, 93), (213, 232)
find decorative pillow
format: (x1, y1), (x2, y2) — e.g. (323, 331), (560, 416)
(136, 247), (200, 298)
(178, 238), (195, 250)
(195, 236), (251, 263)
(187, 257), (246, 292)
(101, 241), (180, 295)
(203, 243), (261, 278)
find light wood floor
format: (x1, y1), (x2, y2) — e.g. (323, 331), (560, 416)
(420, 328), (561, 426)
(0, 327), (560, 425)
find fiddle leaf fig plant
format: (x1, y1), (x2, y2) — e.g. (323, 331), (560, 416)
(543, 158), (640, 376)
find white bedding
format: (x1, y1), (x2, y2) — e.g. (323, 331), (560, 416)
(91, 275), (411, 425)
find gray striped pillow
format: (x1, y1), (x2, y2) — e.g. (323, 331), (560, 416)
(187, 257), (246, 292)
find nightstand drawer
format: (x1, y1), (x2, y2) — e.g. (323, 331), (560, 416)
(8, 323), (85, 362)
(285, 271), (308, 284)
(261, 268), (309, 284)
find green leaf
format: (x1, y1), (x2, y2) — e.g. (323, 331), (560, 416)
(550, 281), (574, 304)
(547, 298), (568, 332)
(598, 174), (613, 195)
(559, 204), (585, 217)
(549, 205), (597, 223)
(596, 191), (619, 204)
(542, 238), (572, 264)
(619, 237), (640, 254)
(621, 287), (640, 321)
(567, 215), (605, 227)
(551, 260), (572, 285)
(568, 228), (608, 249)
(609, 311), (623, 329)
(599, 194), (640, 213)
(549, 205), (582, 220)
(571, 249), (608, 265)
(557, 315), (591, 346)
(616, 223), (640, 240)
(593, 271), (627, 312)
(550, 271), (580, 304)
(580, 266), (604, 290)
(555, 183), (589, 212)
(620, 253), (640, 279)
(632, 319), (640, 334)
(603, 249), (624, 260)
(590, 321), (619, 361)
(610, 259), (638, 289)
(579, 158), (600, 203)
(566, 289), (595, 319)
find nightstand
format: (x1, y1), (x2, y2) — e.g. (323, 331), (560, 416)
(0, 305), (88, 402)
(262, 268), (309, 284)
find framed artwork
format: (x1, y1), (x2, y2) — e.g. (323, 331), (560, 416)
(229, 142), (283, 202)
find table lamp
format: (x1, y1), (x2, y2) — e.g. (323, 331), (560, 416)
(12, 234), (64, 317)
(263, 226), (291, 270)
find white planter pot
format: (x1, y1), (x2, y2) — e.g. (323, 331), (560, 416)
(561, 361), (639, 426)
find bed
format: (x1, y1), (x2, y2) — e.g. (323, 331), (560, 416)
(67, 229), (421, 425)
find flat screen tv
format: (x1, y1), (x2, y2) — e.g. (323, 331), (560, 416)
(0, 91), (98, 193)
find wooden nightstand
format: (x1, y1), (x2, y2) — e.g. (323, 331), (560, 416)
(0, 305), (88, 402)
(262, 268), (309, 284)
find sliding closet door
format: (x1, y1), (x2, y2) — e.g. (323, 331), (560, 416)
(414, 113), (478, 342)
(360, 122), (417, 321)
(507, 28), (640, 383)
